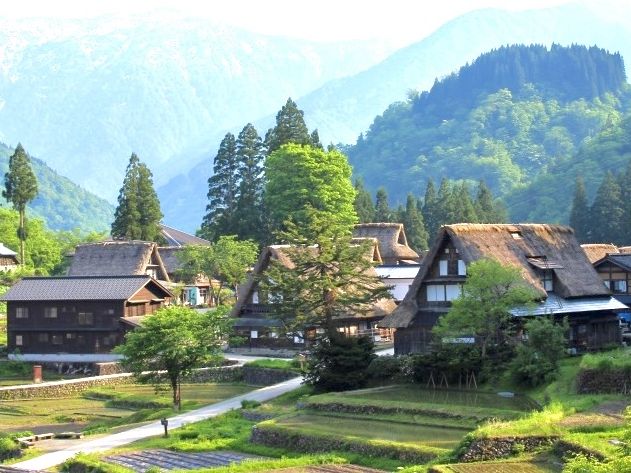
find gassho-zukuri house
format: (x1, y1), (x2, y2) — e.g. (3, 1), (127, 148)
(1, 275), (173, 362)
(379, 224), (628, 354)
(231, 244), (396, 349)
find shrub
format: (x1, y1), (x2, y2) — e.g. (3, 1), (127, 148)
(304, 334), (375, 392)
(0, 435), (21, 462)
(61, 454), (132, 473)
(241, 399), (262, 409)
(368, 355), (404, 381)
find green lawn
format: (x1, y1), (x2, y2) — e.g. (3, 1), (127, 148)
(0, 383), (251, 432)
(0, 313), (7, 346)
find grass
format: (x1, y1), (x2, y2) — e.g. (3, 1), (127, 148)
(0, 383), (251, 432)
(243, 358), (302, 372)
(0, 313), (6, 346)
(580, 347), (631, 370)
(274, 412), (469, 449)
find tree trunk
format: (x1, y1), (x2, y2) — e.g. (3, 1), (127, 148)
(19, 208), (25, 266)
(171, 376), (181, 411)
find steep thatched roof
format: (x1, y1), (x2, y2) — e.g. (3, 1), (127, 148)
(67, 241), (170, 282)
(380, 224), (610, 328)
(581, 243), (619, 264)
(231, 244), (395, 319)
(158, 246), (182, 275)
(618, 246), (631, 254)
(353, 223), (419, 263)
(159, 224), (211, 247)
(351, 237), (382, 264)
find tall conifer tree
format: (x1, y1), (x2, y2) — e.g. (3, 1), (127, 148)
(265, 98), (312, 154)
(475, 180), (506, 223)
(569, 176), (591, 243)
(374, 187), (391, 223)
(454, 182), (478, 223)
(201, 133), (239, 240)
(422, 178), (439, 239)
(354, 179), (375, 223)
(3, 143), (38, 265)
(111, 153), (162, 242)
(590, 172), (624, 244)
(403, 193), (429, 251)
(234, 124), (265, 242)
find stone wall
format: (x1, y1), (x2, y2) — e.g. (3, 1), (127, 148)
(458, 436), (557, 462)
(576, 368), (631, 394)
(242, 366), (298, 386)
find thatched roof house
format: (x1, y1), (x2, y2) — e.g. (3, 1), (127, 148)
(231, 243), (396, 347)
(353, 223), (419, 264)
(159, 224), (211, 247)
(67, 241), (170, 282)
(380, 224), (625, 353)
(581, 243), (619, 264)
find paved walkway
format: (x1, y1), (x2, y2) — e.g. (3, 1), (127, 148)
(11, 376), (302, 471)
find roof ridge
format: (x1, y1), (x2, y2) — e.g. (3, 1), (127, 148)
(22, 275), (151, 280)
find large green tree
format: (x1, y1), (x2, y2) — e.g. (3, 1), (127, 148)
(3, 143), (38, 265)
(434, 258), (537, 359)
(176, 236), (258, 306)
(353, 178), (375, 223)
(402, 193), (429, 252)
(264, 144), (357, 238)
(475, 180), (506, 223)
(264, 98), (313, 154)
(200, 133), (239, 240)
(590, 171), (624, 244)
(374, 187), (391, 223)
(569, 176), (591, 243)
(111, 153), (162, 241)
(258, 215), (391, 339)
(234, 124), (265, 242)
(116, 306), (229, 410)
(422, 178), (440, 239)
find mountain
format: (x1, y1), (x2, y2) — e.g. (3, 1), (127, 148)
(0, 13), (395, 201)
(345, 44), (631, 225)
(159, 2), (631, 232)
(299, 2), (631, 145)
(0, 143), (114, 232)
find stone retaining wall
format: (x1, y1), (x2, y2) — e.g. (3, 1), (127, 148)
(242, 366), (298, 386)
(458, 436), (557, 462)
(576, 368), (631, 394)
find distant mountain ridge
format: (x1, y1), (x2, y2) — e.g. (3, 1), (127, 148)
(0, 143), (114, 232)
(346, 43), (631, 225)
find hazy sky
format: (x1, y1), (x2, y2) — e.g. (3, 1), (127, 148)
(5, 0), (585, 46)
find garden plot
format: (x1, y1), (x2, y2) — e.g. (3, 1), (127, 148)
(106, 449), (264, 472)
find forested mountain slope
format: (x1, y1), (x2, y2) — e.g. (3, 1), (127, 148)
(347, 44), (631, 224)
(0, 143), (114, 232)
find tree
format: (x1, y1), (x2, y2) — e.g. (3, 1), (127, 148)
(569, 176), (591, 243)
(176, 236), (258, 306)
(475, 180), (506, 223)
(434, 258), (538, 359)
(353, 179), (375, 223)
(111, 153), (163, 242)
(402, 193), (429, 251)
(265, 98), (312, 154)
(3, 143), (38, 265)
(453, 182), (478, 223)
(234, 124), (265, 242)
(374, 187), (391, 222)
(258, 214), (391, 339)
(200, 133), (239, 240)
(590, 171), (624, 244)
(510, 316), (568, 387)
(422, 178), (440, 239)
(264, 144), (357, 239)
(116, 306), (229, 410)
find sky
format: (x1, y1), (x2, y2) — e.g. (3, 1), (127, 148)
(4, 0), (588, 47)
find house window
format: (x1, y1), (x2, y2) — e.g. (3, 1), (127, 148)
(603, 279), (611, 289)
(15, 307), (28, 319)
(445, 284), (462, 301)
(103, 308), (115, 315)
(51, 334), (63, 345)
(38, 333), (49, 343)
(146, 268), (158, 279)
(439, 260), (448, 276)
(542, 270), (553, 292)
(511, 231), (523, 240)
(250, 330), (258, 339)
(66, 333), (76, 339)
(457, 260), (466, 276)
(15, 335), (23, 346)
(199, 288), (208, 302)
(427, 284), (446, 302)
(78, 312), (94, 325)
(252, 291), (259, 304)
(44, 307), (58, 318)
(613, 280), (627, 293)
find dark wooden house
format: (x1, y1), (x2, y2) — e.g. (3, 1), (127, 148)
(380, 224), (626, 354)
(0, 242), (19, 272)
(231, 244), (396, 349)
(1, 275), (173, 362)
(592, 253), (631, 307)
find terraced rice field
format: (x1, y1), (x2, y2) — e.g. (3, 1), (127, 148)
(276, 413), (469, 448)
